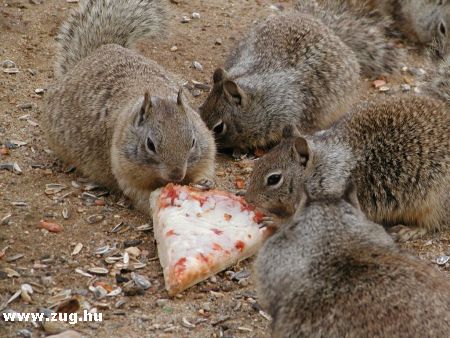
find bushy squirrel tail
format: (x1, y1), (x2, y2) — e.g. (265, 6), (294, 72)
(295, 0), (401, 77)
(54, 0), (168, 77)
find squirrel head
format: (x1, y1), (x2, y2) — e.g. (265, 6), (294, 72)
(414, 0), (449, 57)
(245, 125), (311, 222)
(246, 124), (355, 221)
(200, 68), (263, 152)
(120, 88), (204, 183)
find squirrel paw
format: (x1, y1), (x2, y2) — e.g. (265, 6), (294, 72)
(190, 178), (215, 191)
(260, 216), (279, 239)
(388, 224), (428, 242)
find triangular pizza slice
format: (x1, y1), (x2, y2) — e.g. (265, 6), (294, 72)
(150, 184), (267, 296)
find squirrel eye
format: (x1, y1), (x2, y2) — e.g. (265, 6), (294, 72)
(266, 173), (283, 187)
(146, 137), (156, 153)
(191, 138), (196, 149)
(439, 21), (447, 36)
(213, 120), (226, 135)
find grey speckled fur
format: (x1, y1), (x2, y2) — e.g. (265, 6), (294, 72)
(256, 183), (450, 337)
(295, 0), (402, 77)
(43, 0), (216, 213)
(247, 60), (450, 235)
(200, 12), (360, 152)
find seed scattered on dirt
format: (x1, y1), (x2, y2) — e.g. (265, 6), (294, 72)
(87, 214), (104, 224)
(436, 255), (449, 266)
(71, 243), (83, 256)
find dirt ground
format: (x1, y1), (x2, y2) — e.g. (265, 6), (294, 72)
(0, 0), (449, 337)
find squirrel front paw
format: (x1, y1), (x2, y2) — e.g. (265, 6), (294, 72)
(388, 224), (428, 242)
(189, 178), (215, 191)
(259, 216), (279, 239)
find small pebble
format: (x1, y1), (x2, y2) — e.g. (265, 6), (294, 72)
(401, 84), (411, 92)
(436, 255), (449, 266)
(378, 86), (390, 92)
(193, 61), (203, 71)
(2, 59), (16, 68)
(170, 45), (178, 52)
(192, 89), (201, 97)
(181, 16), (190, 23)
(215, 38), (223, 45)
(192, 12), (200, 19)
(156, 298), (169, 307)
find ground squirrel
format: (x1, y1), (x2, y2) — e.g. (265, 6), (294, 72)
(321, 0), (450, 57)
(255, 181), (450, 337)
(200, 3), (401, 153)
(43, 0), (216, 213)
(246, 60), (450, 238)
(295, 0), (401, 76)
(200, 12), (360, 153)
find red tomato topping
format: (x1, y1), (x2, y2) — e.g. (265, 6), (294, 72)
(253, 211), (264, 223)
(174, 257), (187, 275)
(197, 253), (209, 264)
(166, 229), (177, 236)
(212, 243), (223, 251)
(211, 228), (224, 235)
(235, 240), (245, 252)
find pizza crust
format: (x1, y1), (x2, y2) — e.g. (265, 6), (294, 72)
(150, 184), (267, 295)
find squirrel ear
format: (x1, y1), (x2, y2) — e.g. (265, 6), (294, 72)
(292, 137), (310, 166)
(136, 91), (152, 126)
(223, 80), (246, 106)
(282, 125), (301, 139)
(213, 68), (228, 84)
(343, 180), (361, 210)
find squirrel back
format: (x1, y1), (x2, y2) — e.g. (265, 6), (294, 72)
(43, 0), (216, 213)
(255, 182), (450, 337)
(295, 0), (401, 77)
(54, 0), (168, 77)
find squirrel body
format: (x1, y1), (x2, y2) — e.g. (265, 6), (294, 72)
(247, 61), (450, 237)
(256, 182), (450, 337)
(313, 0), (450, 56)
(43, 0), (216, 212)
(200, 12), (360, 152)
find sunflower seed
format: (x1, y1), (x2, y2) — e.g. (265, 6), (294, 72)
(181, 317), (196, 329)
(71, 243), (83, 256)
(107, 287), (122, 297)
(75, 268), (93, 278)
(88, 267), (108, 275)
(45, 184), (67, 195)
(111, 222), (124, 233)
(62, 207), (69, 219)
(131, 273), (151, 290)
(136, 223), (152, 231)
(6, 253), (24, 262)
(87, 214), (104, 224)
(1, 214), (12, 225)
(94, 245), (111, 255)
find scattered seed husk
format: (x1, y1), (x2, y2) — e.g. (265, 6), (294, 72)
(131, 273), (151, 290)
(238, 327), (253, 332)
(107, 287), (122, 297)
(75, 268), (93, 278)
(45, 184), (67, 195)
(0, 162), (22, 174)
(436, 255), (449, 265)
(191, 80), (211, 91)
(28, 282), (45, 293)
(123, 252), (130, 265)
(2, 267), (20, 278)
(181, 317), (196, 329)
(3, 68), (19, 74)
(104, 255), (122, 264)
(62, 207), (69, 219)
(115, 299), (127, 308)
(111, 222), (125, 233)
(95, 245), (110, 255)
(11, 201), (28, 207)
(84, 183), (101, 191)
(46, 290), (72, 305)
(87, 214), (104, 224)
(0, 289), (21, 310)
(6, 253), (24, 262)
(259, 310), (272, 321)
(211, 315), (231, 326)
(125, 247), (141, 257)
(89, 285), (108, 299)
(1, 214), (12, 225)
(71, 243), (83, 256)
(88, 267), (108, 275)
(136, 223), (152, 231)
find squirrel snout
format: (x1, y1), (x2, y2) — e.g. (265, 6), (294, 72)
(167, 168), (186, 182)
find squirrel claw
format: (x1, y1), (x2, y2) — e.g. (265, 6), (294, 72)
(190, 179), (215, 191)
(259, 216), (278, 228)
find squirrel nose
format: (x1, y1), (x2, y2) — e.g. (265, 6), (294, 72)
(168, 168), (185, 182)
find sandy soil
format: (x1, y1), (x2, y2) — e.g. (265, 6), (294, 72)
(1, 0), (449, 337)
